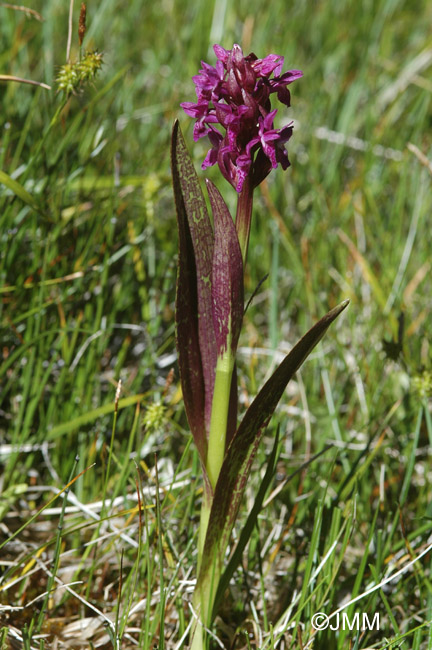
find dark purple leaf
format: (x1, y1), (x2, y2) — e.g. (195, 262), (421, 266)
(171, 121), (217, 462)
(206, 179), (244, 357)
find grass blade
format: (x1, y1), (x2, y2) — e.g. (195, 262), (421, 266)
(0, 169), (44, 216)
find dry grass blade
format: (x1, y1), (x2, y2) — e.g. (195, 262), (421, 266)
(0, 75), (51, 89)
(0, 3), (43, 20)
(407, 142), (432, 175)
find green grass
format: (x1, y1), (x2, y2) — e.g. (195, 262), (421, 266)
(1, 0), (432, 648)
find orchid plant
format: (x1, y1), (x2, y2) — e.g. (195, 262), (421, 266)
(171, 44), (348, 649)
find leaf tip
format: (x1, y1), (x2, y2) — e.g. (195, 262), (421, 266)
(329, 298), (350, 320)
(171, 119), (180, 147)
(339, 298), (350, 313)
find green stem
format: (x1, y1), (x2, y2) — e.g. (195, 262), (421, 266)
(197, 485), (212, 570)
(190, 541), (221, 650)
(206, 349), (235, 490)
(190, 614), (205, 650)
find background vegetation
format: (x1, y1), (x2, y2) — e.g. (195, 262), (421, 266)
(1, 0), (431, 648)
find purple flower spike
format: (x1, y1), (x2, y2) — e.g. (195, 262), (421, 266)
(181, 44), (302, 192)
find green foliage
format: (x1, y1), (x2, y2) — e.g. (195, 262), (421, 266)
(0, 0), (431, 648)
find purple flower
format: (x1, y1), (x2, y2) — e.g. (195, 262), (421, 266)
(180, 44), (302, 192)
